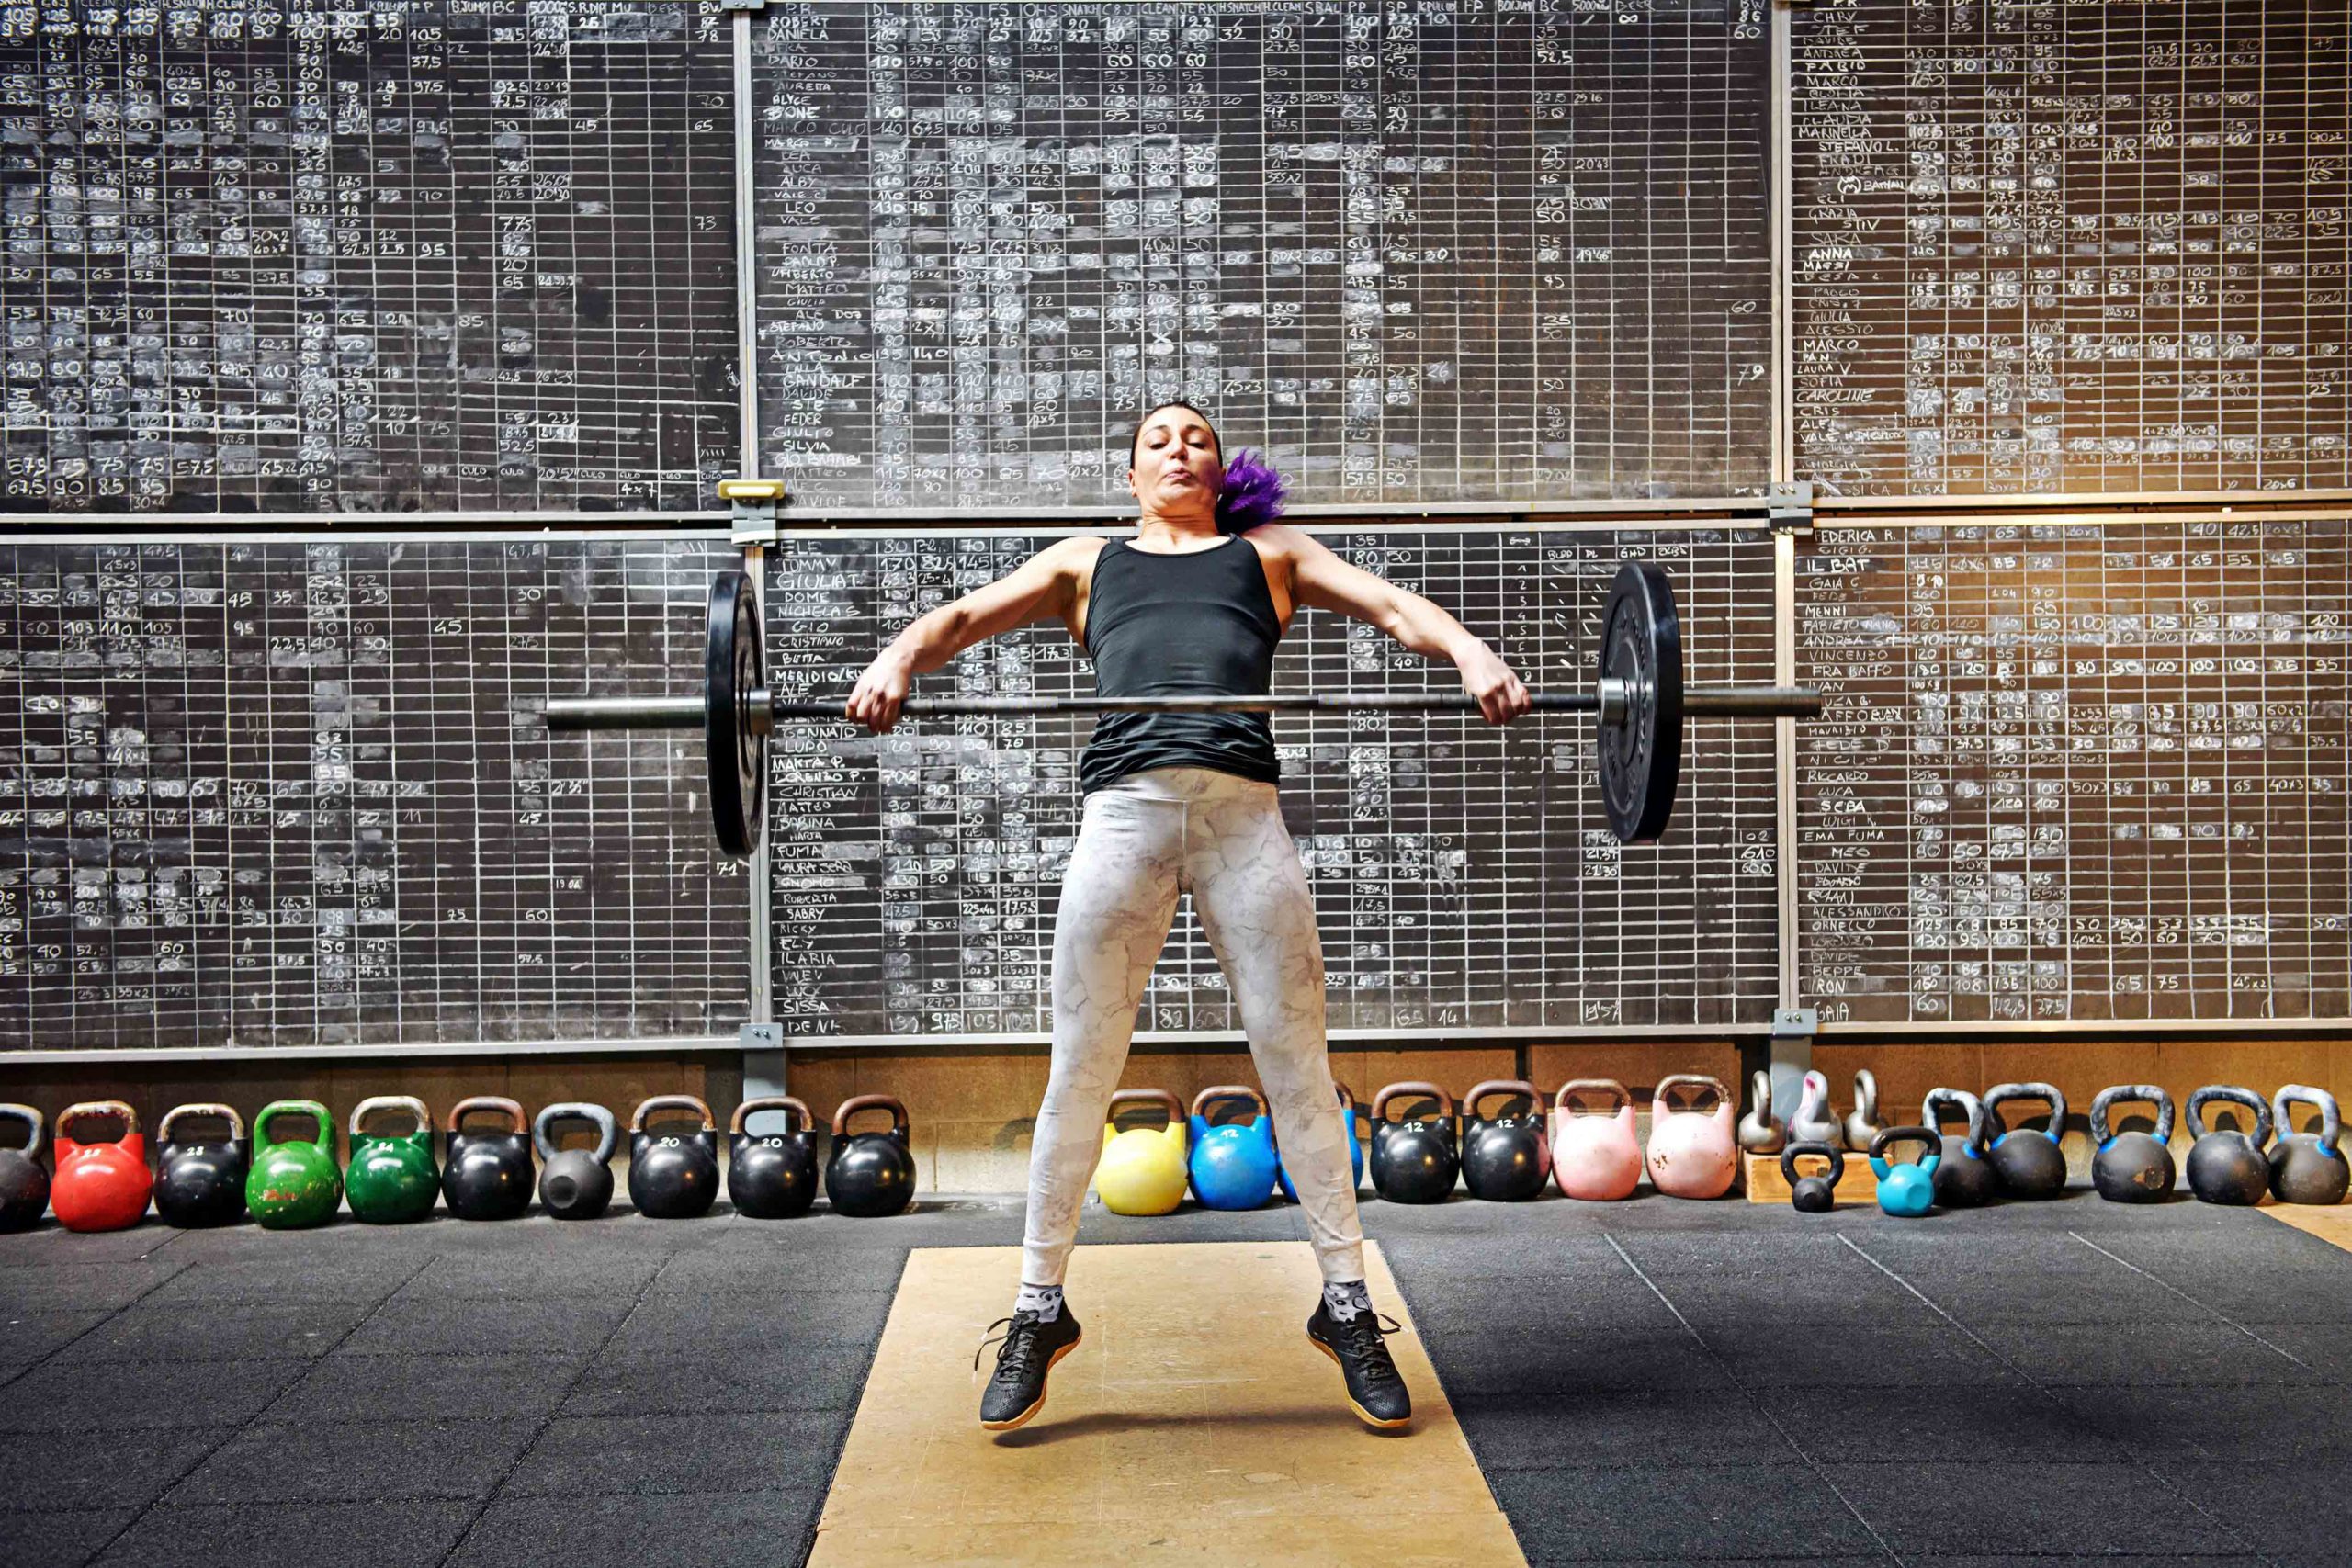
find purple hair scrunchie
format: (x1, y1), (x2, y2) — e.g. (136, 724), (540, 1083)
(1216, 448), (1289, 533)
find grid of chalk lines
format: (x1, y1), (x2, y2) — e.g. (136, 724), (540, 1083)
(763, 528), (1781, 1041)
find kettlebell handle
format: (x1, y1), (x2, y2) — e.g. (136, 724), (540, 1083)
(1654, 1074), (1729, 1113)
(0, 1102), (43, 1151)
(1984, 1082), (2067, 1140)
(535, 1101), (620, 1163)
(159, 1102), (245, 1143)
(832, 1094), (910, 1138)
(58, 1100), (140, 1141)
(349, 1096), (432, 1140)
(2270, 1085), (2344, 1152)
(254, 1100), (335, 1154)
(447, 1095), (526, 1134)
(1372, 1081), (1456, 1122)
(1921, 1088), (1988, 1154)
(1110, 1088), (1185, 1126)
(729, 1096), (812, 1138)
(1464, 1079), (1540, 1119)
(1868, 1125), (1939, 1166)
(1189, 1084), (1269, 1122)
(2089, 1085), (2174, 1145)
(631, 1094), (716, 1134)
(1780, 1140), (1845, 1187)
(2187, 1085), (2272, 1146)
(1553, 1077), (1630, 1116)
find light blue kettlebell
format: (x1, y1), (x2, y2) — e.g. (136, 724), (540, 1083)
(1188, 1085), (1279, 1211)
(1869, 1125), (1940, 1217)
(1276, 1084), (1363, 1202)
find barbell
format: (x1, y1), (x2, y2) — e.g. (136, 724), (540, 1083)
(541, 561), (1822, 860)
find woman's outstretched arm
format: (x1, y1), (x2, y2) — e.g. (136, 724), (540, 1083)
(1271, 525), (1532, 725)
(846, 537), (1092, 732)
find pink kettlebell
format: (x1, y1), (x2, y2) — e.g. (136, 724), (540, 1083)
(1646, 1074), (1737, 1200)
(1549, 1079), (1642, 1201)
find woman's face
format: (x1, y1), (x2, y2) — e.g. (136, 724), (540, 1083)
(1126, 408), (1220, 520)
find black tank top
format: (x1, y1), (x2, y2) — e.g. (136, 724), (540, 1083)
(1079, 535), (1284, 794)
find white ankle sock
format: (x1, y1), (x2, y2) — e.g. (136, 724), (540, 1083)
(1014, 1281), (1064, 1322)
(1323, 1280), (1373, 1321)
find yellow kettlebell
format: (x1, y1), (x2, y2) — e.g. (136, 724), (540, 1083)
(1094, 1089), (1189, 1216)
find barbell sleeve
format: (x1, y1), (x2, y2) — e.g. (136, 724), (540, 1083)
(540, 683), (1821, 731)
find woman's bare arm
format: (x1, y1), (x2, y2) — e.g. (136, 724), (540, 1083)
(845, 537), (1091, 731)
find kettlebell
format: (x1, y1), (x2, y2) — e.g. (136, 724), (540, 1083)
(1984, 1082), (2069, 1199)
(1460, 1080), (1551, 1201)
(1736, 1070), (1782, 1154)
(536, 1102), (619, 1221)
(154, 1103), (249, 1228)
(245, 1100), (342, 1230)
(1096, 1089), (1190, 1216)
(2088, 1085), (2177, 1204)
(1369, 1081), (1460, 1204)
(1277, 1085), (1364, 1203)
(1646, 1074), (1737, 1200)
(1868, 1126), (1940, 1217)
(2184, 1085), (2273, 1207)
(1550, 1078), (1642, 1201)
(628, 1095), (720, 1220)
(1922, 1087), (1997, 1210)
(1187, 1086), (1280, 1211)
(726, 1097), (816, 1220)
(51, 1101), (151, 1233)
(826, 1094), (916, 1217)
(346, 1096), (439, 1224)
(2267, 1085), (2349, 1207)
(1787, 1069), (1842, 1147)
(0, 1104), (48, 1232)
(442, 1096), (533, 1221)
(1844, 1069), (1884, 1153)
(1781, 1141), (1845, 1213)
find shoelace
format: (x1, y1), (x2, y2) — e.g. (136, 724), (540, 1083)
(974, 1312), (1045, 1384)
(1327, 1310), (1407, 1386)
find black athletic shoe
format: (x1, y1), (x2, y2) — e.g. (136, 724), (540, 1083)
(976, 1306), (1083, 1431)
(1306, 1302), (1413, 1428)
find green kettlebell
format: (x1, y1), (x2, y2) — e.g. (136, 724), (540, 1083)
(345, 1096), (439, 1224)
(246, 1100), (342, 1230)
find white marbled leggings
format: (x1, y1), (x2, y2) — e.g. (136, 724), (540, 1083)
(1022, 766), (1367, 1287)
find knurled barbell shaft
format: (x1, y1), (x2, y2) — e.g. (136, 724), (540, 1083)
(540, 683), (1822, 732)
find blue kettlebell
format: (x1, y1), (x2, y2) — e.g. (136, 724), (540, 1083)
(1276, 1084), (1363, 1202)
(1869, 1125), (1940, 1217)
(1188, 1085), (1279, 1211)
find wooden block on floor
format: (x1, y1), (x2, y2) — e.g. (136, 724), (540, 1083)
(807, 1240), (1524, 1568)
(2265, 1203), (2352, 1254)
(1744, 1148), (1881, 1206)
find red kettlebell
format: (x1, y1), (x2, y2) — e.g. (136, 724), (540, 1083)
(52, 1100), (153, 1233)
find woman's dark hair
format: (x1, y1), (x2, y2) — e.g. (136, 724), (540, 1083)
(1125, 402), (1288, 533)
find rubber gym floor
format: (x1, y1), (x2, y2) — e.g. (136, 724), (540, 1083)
(4, 1192), (2348, 1568)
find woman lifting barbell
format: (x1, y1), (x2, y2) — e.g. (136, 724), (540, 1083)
(844, 402), (1532, 1432)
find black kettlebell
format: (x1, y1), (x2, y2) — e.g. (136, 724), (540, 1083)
(1781, 1141), (1844, 1213)
(628, 1095), (720, 1220)
(442, 1096), (533, 1221)
(1984, 1082), (2068, 1199)
(2267, 1084), (2349, 1207)
(153, 1102), (251, 1228)
(2184, 1085), (2272, 1206)
(533, 1101), (617, 1221)
(1921, 1087), (1996, 1209)
(2088, 1084), (2177, 1204)
(1369, 1081), (1460, 1204)
(729, 1096), (819, 1219)
(0, 1103), (51, 1232)
(826, 1095), (916, 1217)
(1460, 1079), (1550, 1201)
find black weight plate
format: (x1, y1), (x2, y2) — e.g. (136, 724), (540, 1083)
(706, 569), (765, 860)
(1596, 562), (1682, 843)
